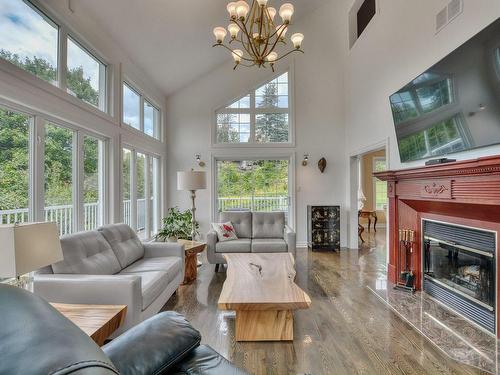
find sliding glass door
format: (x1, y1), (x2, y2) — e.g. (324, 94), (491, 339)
(215, 158), (291, 221)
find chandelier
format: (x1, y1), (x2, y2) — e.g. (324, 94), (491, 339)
(212, 0), (304, 71)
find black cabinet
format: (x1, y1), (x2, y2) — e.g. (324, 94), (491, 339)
(307, 206), (340, 251)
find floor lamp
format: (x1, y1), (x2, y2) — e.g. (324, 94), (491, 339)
(177, 170), (207, 241)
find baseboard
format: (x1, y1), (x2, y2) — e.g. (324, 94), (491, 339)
(296, 241), (308, 248)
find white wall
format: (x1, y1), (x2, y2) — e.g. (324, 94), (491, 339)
(166, 0), (349, 247)
(345, 0), (500, 168)
(343, 0), (500, 247)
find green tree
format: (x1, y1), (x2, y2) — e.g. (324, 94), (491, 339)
(216, 113), (240, 143)
(0, 49), (101, 216)
(255, 83), (289, 143)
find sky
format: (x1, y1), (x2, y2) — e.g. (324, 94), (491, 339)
(0, 0), (100, 90)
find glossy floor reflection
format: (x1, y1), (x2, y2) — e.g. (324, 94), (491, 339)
(163, 229), (488, 374)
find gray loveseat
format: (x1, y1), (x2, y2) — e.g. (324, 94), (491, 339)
(34, 223), (184, 335)
(207, 211), (296, 269)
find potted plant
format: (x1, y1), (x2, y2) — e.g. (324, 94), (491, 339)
(156, 207), (199, 242)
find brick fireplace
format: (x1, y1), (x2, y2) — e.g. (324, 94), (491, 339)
(375, 155), (500, 337)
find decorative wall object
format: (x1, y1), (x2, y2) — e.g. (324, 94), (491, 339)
(307, 205), (340, 251)
(318, 157), (327, 173)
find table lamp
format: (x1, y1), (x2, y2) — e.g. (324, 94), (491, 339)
(0, 222), (63, 290)
(177, 170), (207, 240)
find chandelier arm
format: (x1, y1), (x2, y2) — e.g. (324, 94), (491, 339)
(235, 18), (260, 60)
(268, 23), (287, 43)
(272, 48), (304, 63)
(212, 43), (258, 63)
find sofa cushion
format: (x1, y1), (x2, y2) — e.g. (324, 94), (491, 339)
(219, 212), (252, 238)
(215, 239), (251, 253)
(251, 238), (287, 253)
(252, 212), (285, 238)
(51, 231), (121, 275)
(117, 270), (169, 311)
(98, 224), (144, 268)
(121, 257), (183, 283)
(211, 221), (238, 242)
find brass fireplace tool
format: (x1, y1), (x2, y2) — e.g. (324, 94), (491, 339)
(395, 229), (416, 293)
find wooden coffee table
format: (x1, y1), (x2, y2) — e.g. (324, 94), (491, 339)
(218, 253), (311, 341)
(51, 303), (127, 346)
(178, 239), (206, 285)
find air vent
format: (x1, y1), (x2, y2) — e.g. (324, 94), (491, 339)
(436, 0), (463, 33)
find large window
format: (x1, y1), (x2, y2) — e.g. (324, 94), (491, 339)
(44, 123), (74, 235)
(215, 72), (291, 145)
(0, 0), (58, 84)
(216, 159), (290, 220)
(122, 147), (160, 239)
(373, 158), (387, 210)
(123, 82), (161, 140)
(0, 107), (31, 224)
(0, 0), (108, 112)
(67, 37), (106, 110)
(0, 104), (107, 235)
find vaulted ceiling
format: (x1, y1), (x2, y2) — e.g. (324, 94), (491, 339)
(70, 0), (326, 96)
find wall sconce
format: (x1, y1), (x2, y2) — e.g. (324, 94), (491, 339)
(302, 154), (309, 166)
(195, 154), (205, 167)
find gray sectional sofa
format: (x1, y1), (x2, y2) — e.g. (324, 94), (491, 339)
(34, 223), (184, 335)
(207, 211), (296, 268)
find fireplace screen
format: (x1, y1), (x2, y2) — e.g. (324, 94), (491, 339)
(422, 220), (496, 333)
(423, 238), (495, 309)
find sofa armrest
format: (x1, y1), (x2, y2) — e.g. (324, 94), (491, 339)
(206, 231), (218, 264)
(102, 312), (201, 375)
(284, 225), (296, 258)
(143, 242), (184, 262)
(34, 274), (142, 331)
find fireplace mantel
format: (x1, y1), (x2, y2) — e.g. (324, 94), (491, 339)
(374, 155), (500, 337)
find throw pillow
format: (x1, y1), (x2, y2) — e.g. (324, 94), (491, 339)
(212, 221), (238, 242)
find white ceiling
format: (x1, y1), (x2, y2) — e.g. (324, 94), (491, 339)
(71, 0), (326, 96)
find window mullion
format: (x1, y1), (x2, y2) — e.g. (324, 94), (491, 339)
(58, 26), (68, 92)
(250, 92), (256, 143)
(140, 96), (145, 133)
(32, 117), (45, 222)
(74, 131), (83, 232)
(130, 151), (137, 231)
(145, 155), (151, 238)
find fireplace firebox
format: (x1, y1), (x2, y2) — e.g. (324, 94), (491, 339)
(422, 220), (496, 334)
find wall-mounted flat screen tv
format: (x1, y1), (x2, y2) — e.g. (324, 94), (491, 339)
(390, 18), (500, 163)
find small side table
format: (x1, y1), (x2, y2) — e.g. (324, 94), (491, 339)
(358, 210), (378, 232)
(178, 239), (206, 285)
(51, 303), (127, 346)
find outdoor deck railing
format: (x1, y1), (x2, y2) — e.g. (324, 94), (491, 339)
(1, 196), (288, 236)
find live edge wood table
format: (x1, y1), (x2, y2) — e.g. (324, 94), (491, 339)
(51, 303), (127, 346)
(178, 239), (206, 285)
(218, 253), (311, 342)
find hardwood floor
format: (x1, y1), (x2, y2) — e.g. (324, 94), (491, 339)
(163, 230), (488, 375)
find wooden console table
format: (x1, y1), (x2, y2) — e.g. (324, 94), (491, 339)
(51, 303), (127, 346)
(358, 210), (378, 232)
(178, 239), (206, 285)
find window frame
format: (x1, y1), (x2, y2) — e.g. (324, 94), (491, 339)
(66, 34), (108, 112)
(372, 157), (387, 211)
(212, 67), (295, 148)
(0, 0), (111, 116)
(122, 80), (162, 141)
(0, 100), (109, 234)
(211, 152), (296, 230)
(121, 144), (162, 240)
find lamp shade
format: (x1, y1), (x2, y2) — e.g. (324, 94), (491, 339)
(0, 222), (63, 278)
(177, 170), (207, 191)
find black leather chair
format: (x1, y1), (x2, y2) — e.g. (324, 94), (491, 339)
(0, 284), (248, 375)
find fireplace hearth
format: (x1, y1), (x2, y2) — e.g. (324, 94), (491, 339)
(374, 155), (500, 338)
(422, 220), (496, 333)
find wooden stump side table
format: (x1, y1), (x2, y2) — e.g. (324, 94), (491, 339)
(51, 303), (127, 346)
(178, 239), (206, 285)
